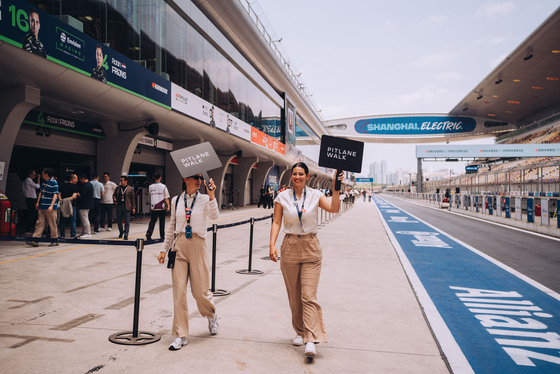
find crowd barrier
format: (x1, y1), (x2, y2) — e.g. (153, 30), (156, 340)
(0, 199), (354, 346)
(391, 192), (560, 230)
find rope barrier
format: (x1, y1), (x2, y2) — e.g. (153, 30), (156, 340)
(0, 214), (274, 245)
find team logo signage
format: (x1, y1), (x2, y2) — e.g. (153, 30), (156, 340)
(23, 110), (105, 138)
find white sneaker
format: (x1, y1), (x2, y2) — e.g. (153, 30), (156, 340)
(305, 342), (316, 357)
(208, 313), (219, 335)
(98, 228), (105, 232)
(168, 337), (188, 351)
(79, 234), (92, 238)
(107, 227), (112, 231)
(292, 335), (304, 346)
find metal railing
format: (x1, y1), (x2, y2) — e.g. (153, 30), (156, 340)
(389, 192), (560, 231)
(419, 158), (560, 196)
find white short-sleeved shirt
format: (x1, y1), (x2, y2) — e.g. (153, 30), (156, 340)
(274, 187), (323, 235)
(149, 182), (170, 210)
(102, 181), (117, 204)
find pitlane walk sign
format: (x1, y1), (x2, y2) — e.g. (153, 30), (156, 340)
(372, 196), (560, 373)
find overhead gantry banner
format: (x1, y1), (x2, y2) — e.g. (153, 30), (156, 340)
(325, 114), (515, 143)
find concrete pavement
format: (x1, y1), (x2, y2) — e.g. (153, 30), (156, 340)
(0, 200), (449, 374)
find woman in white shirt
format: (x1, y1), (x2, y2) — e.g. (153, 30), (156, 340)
(269, 162), (342, 358)
(158, 173), (219, 351)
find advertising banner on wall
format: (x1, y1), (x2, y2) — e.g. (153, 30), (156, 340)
(171, 83), (251, 141)
(266, 166), (279, 188)
(0, 0), (171, 108)
(172, 83), (284, 155)
(286, 101), (296, 146)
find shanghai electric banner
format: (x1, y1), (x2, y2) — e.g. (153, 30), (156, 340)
(355, 116), (476, 135)
(0, 0), (171, 108)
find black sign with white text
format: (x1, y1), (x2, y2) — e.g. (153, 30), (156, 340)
(318, 135), (364, 173)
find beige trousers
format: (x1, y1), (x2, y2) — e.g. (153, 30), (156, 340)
(280, 233), (327, 343)
(171, 234), (215, 338)
(32, 209), (59, 239)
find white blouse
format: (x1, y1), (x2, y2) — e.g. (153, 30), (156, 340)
(161, 191), (219, 251)
(274, 187), (323, 235)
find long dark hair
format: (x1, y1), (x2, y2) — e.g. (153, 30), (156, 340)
(291, 162), (309, 175)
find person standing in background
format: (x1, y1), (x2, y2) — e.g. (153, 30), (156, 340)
(113, 176), (135, 240)
(145, 172), (170, 241)
(77, 174), (94, 238)
(99, 172), (117, 231)
(25, 168), (59, 247)
(90, 173), (104, 234)
(22, 169), (40, 233)
(59, 173), (78, 239)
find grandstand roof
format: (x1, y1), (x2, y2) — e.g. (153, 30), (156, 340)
(450, 7), (560, 128)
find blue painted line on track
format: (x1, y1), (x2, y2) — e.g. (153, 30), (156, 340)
(373, 195), (560, 374)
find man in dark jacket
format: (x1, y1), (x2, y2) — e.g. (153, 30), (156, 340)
(77, 173), (94, 238)
(113, 175), (135, 240)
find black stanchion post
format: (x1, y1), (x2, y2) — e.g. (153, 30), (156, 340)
(248, 217), (254, 271)
(211, 223), (230, 297)
(211, 223), (217, 292)
(236, 217), (263, 275)
(132, 238), (142, 337)
(109, 239), (161, 345)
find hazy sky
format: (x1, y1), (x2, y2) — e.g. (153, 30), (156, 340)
(253, 0), (559, 176)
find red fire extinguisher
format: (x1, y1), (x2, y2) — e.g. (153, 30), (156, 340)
(0, 191), (11, 236)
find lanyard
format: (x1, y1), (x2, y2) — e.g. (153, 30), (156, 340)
(293, 187), (306, 230)
(184, 191), (198, 228)
(120, 186), (127, 202)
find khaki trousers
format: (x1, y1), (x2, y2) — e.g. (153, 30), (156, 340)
(171, 234), (215, 338)
(32, 209), (59, 239)
(280, 233), (327, 343)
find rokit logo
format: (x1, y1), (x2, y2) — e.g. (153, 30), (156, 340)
(152, 82), (168, 95)
(111, 57), (127, 79)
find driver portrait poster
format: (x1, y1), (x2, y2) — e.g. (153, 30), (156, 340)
(0, 0), (170, 108)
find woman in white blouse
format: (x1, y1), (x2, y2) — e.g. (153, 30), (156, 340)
(269, 162), (342, 358)
(158, 173), (219, 351)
